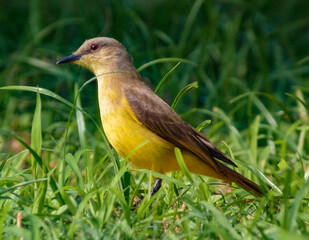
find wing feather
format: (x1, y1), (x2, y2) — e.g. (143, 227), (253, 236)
(124, 82), (237, 173)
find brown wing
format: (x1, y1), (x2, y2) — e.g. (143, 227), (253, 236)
(124, 82), (237, 173)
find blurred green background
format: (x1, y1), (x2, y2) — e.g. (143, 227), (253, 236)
(1, 0), (309, 134)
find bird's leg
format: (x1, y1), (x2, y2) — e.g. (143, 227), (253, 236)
(131, 178), (162, 212)
(150, 178), (162, 197)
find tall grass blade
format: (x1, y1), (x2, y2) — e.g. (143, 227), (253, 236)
(288, 179), (309, 231)
(9, 134), (64, 205)
(155, 61), (181, 93)
(175, 147), (194, 184)
(31, 90), (42, 179)
(171, 81), (198, 109)
(178, 0), (204, 55)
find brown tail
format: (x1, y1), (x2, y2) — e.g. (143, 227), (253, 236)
(183, 151), (264, 197)
(220, 163), (264, 197)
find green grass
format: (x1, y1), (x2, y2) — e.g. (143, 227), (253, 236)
(1, 0), (309, 239)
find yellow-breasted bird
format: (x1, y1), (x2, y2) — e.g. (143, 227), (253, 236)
(57, 37), (264, 197)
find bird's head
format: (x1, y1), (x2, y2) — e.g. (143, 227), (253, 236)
(56, 37), (134, 76)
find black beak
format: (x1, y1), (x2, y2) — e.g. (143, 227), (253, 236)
(56, 54), (81, 64)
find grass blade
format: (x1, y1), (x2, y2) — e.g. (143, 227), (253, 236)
(75, 83), (88, 153)
(175, 147), (194, 184)
(31, 90), (42, 181)
(196, 119), (211, 132)
(10, 134), (64, 205)
(288, 179), (309, 231)
(171, 81), (198, 109)
(137, 58), (196, 72)
(155, 61), (181, 93)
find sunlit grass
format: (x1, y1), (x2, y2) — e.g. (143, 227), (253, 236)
(1, 0), (309, 239)
(1, 68), (308, 239)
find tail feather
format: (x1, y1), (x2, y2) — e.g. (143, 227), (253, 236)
(221, 163), (263, 197)
(232, 172), (263, 197)
(183, 151), (265, 197)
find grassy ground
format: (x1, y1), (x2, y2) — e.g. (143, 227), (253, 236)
(0, 0), (308, 239)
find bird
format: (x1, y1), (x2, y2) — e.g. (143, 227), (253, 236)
(57, 37), (264, 197)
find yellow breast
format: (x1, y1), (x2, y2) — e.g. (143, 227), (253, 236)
(97, 75), (177, 173)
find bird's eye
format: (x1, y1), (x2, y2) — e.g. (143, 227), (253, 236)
(90, 44), (99, 51)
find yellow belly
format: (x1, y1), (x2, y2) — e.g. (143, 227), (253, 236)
(102, 103), (179, 172)
(97, 77), (222, 178)
(98, 79), (177, 173)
